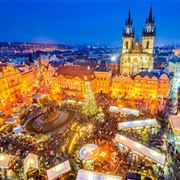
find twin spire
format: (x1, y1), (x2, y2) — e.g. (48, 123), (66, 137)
(123, 6), (156, 37)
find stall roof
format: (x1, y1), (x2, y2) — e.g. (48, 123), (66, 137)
(109, 106), (139, 117)
(115, 134), (166, 165)
(24, 154), (39, 174)
(76, 169), (122, 180)
(5, 116), (19, 123)
(14, 125), (22, 134)
(118, 119), (157, 130)
(46, 160), (71, 180)
(0, 154), (14, 167)
(32, 94), (42, 99)
(169, 115), (180, 129)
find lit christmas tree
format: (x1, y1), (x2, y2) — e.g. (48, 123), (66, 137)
(82, 83), (98, 116)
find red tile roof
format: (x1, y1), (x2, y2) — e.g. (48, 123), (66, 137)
(56, 65), (95, 80)
(0, 64), (7, 71)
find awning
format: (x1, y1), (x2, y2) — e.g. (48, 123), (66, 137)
(5, 116), (19, 123)
(0, 154), (14, 167)
(24, 154), (39, 174)
(46, 160), (71, 180)
(109, 106), (139, 117)
(76, 169), (122, 180)
(14, 125), (22, 134)
(169, 115), (180, 137)
(125, 171), (141, 180)
(115, 134), (166, 165)
(118, 119), (157, 130)
(169, 115), (180, 129)
(32, 94), (42, 99)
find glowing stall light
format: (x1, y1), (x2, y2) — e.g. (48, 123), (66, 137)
(134, 142), (142, 149)
(120, 136), (126, 141)
(151, 150), (158, 157)
(0, 156), (5, 161)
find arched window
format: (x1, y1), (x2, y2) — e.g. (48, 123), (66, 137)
(126, 42), (128, 49)
(146, 41), (149, 49)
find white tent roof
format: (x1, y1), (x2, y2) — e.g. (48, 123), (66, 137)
(24, 154), (39, 174)
(0, 154), (14, 167)
(79, 144), (99, 161)
(14, 125), (22, 134)
(118, 119), (157, 130)
(115, 134), (166, 165)
(169, 115), (180, 129)
(76, 169), (122, 180)
(46, 160), (71, 180)
(109, 106), (139, 117)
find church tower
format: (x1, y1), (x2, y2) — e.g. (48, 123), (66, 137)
(142, 6), (156, 55)
(122, 9), (134, 53)
(120, 6), (156, 75)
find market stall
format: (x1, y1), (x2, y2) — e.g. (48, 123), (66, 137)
(4, 116), (19, 124)
(115, 134), (166, 165)
(79, 144), (100, 161)
(13, 125), (22, 134)
(76, 169), (122, 180)
(24, 153), (39, 174)
(169, 115), (180, 142)
(109, 106), (139, 117)
(0, 154), (14, 167)
(46, 160), (71, 180)
(118, 119), (157, 130)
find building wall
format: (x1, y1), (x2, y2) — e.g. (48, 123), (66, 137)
(0, 64), (22, 108)
(94, 70), (112, 94)
(0, 64), (38, 109)
(52, 74), (96, 99)
(111, 74), (169, 99)
(120, 53), (154, 75)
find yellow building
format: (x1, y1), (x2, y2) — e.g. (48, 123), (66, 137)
(94, 60), (112, 94)
(0, 63), (37, 109)
(21, 64), (38, 94)
(52, 65), (96, 99)
(112, 71), (169, 99)
(112, 74), (133, 97)
(120, 7), (155, 75)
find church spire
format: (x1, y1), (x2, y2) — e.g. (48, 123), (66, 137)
(122, 9), (134, 37)
(142, 5), (156, 37)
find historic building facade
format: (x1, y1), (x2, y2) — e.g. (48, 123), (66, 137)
(112, 6), (170, 99)
(94, 60), (112, 94)
(52, 65), (96, 99)
(0, 64), (37, 109)
(112, 71), (169, 99)
(120, 7), (155, 75)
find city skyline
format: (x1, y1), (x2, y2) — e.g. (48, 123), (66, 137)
(0, 0), (180, 45)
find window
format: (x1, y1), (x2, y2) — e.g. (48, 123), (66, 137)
(146, 41), (149, 49)
(126, 41), (128, 49)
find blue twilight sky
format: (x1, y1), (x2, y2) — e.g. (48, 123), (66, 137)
(0, 0), (179, 45)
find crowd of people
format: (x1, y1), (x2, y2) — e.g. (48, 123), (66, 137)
(0, 92), (178, 179)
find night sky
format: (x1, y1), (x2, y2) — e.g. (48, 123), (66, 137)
(0, 0), (180, 45)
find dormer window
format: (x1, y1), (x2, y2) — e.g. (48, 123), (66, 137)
(84, 76), (87, 80)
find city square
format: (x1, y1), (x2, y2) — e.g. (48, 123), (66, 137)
(0, 0), (180, 180)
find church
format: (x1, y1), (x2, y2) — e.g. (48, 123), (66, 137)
(111, 6), (170, 99)
(120, 7), (156, 75)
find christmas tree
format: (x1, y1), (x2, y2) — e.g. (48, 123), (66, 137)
(82, 83), (98, 116)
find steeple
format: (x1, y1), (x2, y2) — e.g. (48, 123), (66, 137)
(142, 5), (156, 36)
(122, 9), (134, 37)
